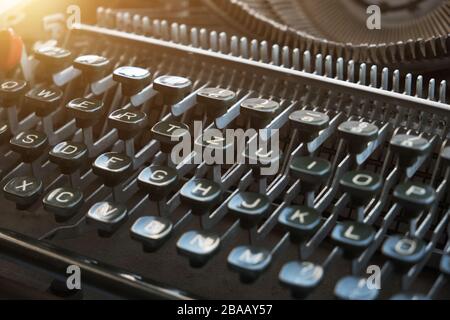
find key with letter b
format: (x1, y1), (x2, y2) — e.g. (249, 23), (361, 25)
(279, 261), (324, 298)
(49, 141), (88, 175)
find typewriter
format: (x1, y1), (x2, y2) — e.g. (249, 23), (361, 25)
(0, 0), (449, 300)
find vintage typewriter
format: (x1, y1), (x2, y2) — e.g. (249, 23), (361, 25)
(0, 0), (449, 300)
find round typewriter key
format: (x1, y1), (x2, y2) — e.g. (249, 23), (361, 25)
(73, 54), (110, 81)
(138, 165), (179, 201)
(180, 178), (222, 215)
(194, 132), (234, 161)
(153, 75), (192, 104)
(393, 182), (436, 219)
(243, 145), (282, 170)
(0, 79), (27, 104)
(66, 97), (104, 128)
(43, 187), (84, 221)
(289, 110), (329, 141)
(390, 134), (431, 167)
(278, 205), (321, 242)
(176, 230), (221, 267)
(227, 245), (272, 283)
(131, 216), (173, 252)
(10, 130), (48, 163)
(151, 120), (189, 153)
(334, 276), (379, 300)
(92, 152), (133, 187)
(25, 86), (63, 117)
(108, 107), (147, 140)
(197, 87), (236, 116)
(113, 66), (151, 96)
(331, 221), (375, 257)
(290, 156), (331, 190)
(228, 192), (271, 229)
(3, 176), (43, 208)
(339, 171), (382, 207)
(382, 235), (426, 268)
(49, 141), (88, 174)
(338, 121), (378, 153)
(279, 261), (324, 298)
(87, 201), (128, 235)
(34, 46), (71, 70)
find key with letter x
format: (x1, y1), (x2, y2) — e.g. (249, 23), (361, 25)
(3, 176), (43, 209)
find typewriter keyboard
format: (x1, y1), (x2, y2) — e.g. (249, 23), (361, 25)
(0, 10), (449, 300)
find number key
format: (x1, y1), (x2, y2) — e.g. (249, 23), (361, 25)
(137, 165), (178, 201)
(43, 187), (84, 221)
(228, 245), (272, 283)
(131, 216), (173, 252)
